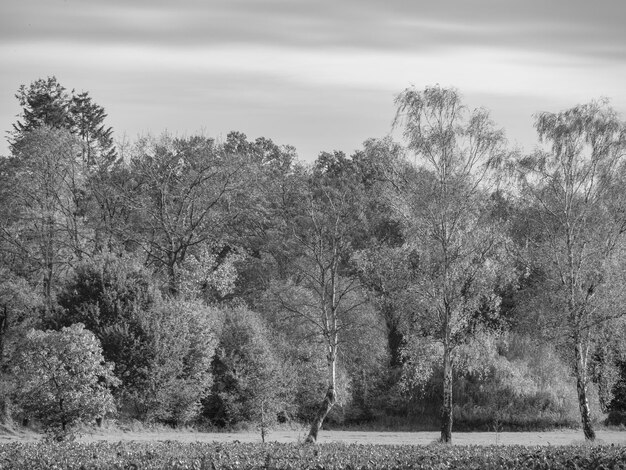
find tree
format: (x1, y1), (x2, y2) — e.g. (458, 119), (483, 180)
(393, 85), (512, 443)
(3, 127), (87, 315)
(0, 271), (40, 368)
(55, 254), (160, 393)
(515, 100), (626, 440)
(12, 77), (73, 142)
(11, 323), (118, 439)
(120, 134), (251, 296)
(12, 77), (116, 166)
(130, 298), (219, 425)
(314, 141), (408, 423)
(207, 306), (296, 440)
(0, 270), (41, 424)
(354, 245), (414, 369)
(10, 77), (119, 262)
(216, 132), (299, 302)
(268, 163), (375, 444)
(347, 138), (412, 370)
(69, 91), (116, 167)
(56, 255), (219, 424)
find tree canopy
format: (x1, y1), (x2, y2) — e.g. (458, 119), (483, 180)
(2, 77), (626, 443)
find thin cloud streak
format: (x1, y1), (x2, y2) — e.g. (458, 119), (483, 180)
(2, 1), (625, 61)
(3, 41), (624, 101)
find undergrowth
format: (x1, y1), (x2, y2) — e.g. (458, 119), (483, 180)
(1, 441), (626, 470)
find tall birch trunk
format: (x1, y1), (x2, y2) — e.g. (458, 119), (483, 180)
(440, 329), (453, 443)
(574, 338), (595, 440)
(0, 307), (9, 424)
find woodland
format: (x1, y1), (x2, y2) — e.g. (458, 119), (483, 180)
(1, 76), (626, 444)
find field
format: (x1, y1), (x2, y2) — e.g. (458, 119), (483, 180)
(2, 438), (626, 470)
(2, 427), (626, 469)
(2, 426), (626, 446)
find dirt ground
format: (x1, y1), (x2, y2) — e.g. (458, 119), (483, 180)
(1, 426), (625, 446)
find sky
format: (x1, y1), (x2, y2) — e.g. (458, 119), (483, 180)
(1, 0), (626, 161)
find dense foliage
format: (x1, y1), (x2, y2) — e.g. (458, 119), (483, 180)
(206, 306), (296, 434)
(1, 441), (626, 470)
(10, 324), (118, 438)
(2, 76), (626, 443)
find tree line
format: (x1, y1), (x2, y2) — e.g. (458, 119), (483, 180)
(1, 76), (626, 443)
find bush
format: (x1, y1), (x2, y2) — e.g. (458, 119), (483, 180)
(124, 299), (219, 425)
(55, 254), (160, 395)
(397, 331), (580, 431)
(205, 306), (296, 435)
(606, 410), (626, 426)
(55, 256), (220, 425)
(0, 269), (42, 425)
(10, 324), (118, 439)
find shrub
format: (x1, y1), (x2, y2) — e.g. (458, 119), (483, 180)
(206, 306), (296, 436)
(55, 254), (160, 395)
(55, 256), (220, 425)
(11, 324), (118, 439)
(0, 270), (42, 425)
(125, 299), (219, 425)
(398, 331), (580, 430)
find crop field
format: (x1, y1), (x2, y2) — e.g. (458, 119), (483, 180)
(2, 429), (626, 470)
(2, 440), (626, 470)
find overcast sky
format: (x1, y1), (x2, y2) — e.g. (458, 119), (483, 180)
(1, 0), (626, 161)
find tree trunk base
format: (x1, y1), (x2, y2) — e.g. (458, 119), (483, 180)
(575, 346), (596, 441)
(305, 386), (336, 444)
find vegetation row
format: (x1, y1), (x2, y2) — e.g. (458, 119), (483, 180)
(1, 77), (626, 443)
(3, 442), (626, 470)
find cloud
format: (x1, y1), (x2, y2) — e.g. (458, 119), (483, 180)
(3, 39), (624, 102)
(2, 0), (625, 62)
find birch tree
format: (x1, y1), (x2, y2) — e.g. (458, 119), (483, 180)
(516, 100), (626, 440)
(393, 85), (511, 443)
(271, 166), (373, 444)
